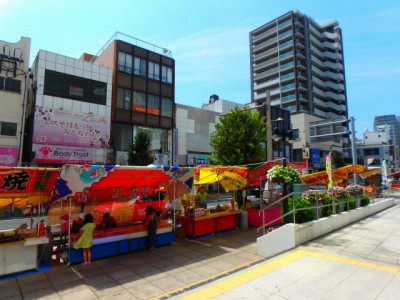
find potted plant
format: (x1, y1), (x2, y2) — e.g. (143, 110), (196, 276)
(327, 186), (349, 213)
(345, 184), (365, 207)
(267, 166), (301, 185)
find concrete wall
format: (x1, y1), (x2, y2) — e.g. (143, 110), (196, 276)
(257, 198), (397, 258)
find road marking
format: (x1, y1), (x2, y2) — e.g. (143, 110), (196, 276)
(172, 249), (400, 299)
(151, 257), (263, 300)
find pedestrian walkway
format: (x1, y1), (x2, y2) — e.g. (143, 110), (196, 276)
(1, 195), (399, 299)
(175, 202), (400, 299)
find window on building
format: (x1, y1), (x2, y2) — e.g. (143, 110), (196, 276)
(161, 66), (173, 84)
(117, 87), (131, 110)
(133, 91), (146, 113)
(291, 128), (299, 139)
(118, 52), (133, 74)
(364, 148), (380, 156)
(0, 121), (17, 136)
(147, 94), (160, 115)
(148, 62), (160, 80)
(0, 76), (21, 93)
(44, 70), (107, 105)
(161, 97), (172, 117)
(134, 57), (147, 76)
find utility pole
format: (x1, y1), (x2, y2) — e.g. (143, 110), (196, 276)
(266, 91), (273, 162)
(350, 116), (358, 184)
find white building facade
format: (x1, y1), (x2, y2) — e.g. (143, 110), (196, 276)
(0, 37), (31, 166)
(23, 50), (113, 165)
(356, 125), (393, 170)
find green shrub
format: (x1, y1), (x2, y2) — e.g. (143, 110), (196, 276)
(287, 196), (315, 224)
(343, 196), (356, 211)
(360, 194), (370, 206)
(320, 195), (337, 217)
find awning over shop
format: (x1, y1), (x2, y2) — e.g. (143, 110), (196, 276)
(301, 164), (365, 185)
(193, 165), (248, 192)
(359, 168), (381, 179)
(247, 161), (303, 186)
(54, 164), (194, 201)
(389, 171), (400, 179)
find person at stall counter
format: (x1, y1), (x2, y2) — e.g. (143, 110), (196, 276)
(98, 212), (117, 229)
(73, 213), (96, 266)
(195, 186), (219, 209)
(144, 205), (157, 252)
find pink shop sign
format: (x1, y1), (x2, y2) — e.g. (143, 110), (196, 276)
(0, 148), (18, 166)
(35, 145), (93, 164)
(33, 106), (110, 148)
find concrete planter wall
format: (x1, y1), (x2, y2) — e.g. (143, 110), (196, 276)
(257, 198), (396, 258)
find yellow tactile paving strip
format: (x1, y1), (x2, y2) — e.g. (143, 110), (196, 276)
(157, 249), (400, 300)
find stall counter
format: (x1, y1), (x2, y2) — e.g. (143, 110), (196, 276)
(178, 209), (242, 238)
(0, 236), (49, 276)
(246, 206), (282, 228)
(68, 220), (174, 264)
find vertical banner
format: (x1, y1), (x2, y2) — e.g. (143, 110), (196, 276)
(382, 159), (387, 187)
(326, 152), (333, 189)
(302, 159), (309, 176)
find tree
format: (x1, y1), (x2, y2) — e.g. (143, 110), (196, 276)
(210, 107), (266, 165)
(128, 129), (154, 166)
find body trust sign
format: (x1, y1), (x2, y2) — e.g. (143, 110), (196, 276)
(33, 106), (110, 148)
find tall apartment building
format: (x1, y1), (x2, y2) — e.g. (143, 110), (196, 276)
(89, 33), (175, 165)
(250, 10), (349, 165)
(374, 115), (399, 170)
(0, 37), (31, 166)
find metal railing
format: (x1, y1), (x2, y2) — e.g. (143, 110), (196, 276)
(257, 190), (393, 235)
(257, 192), (293, 235)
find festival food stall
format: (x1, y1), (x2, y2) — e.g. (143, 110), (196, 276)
(0, 167), (60, 276)
(245, 161), (303, 228)
(177, 165), (246, 238)
(301, 164), (365, 186)
(51, 164), (193, 264)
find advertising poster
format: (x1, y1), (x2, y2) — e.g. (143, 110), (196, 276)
(0, 147), (18, 167)
(35, 145), (93, 164)
(33, 106), (110, 148)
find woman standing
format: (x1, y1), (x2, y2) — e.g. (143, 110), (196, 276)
(145, 205), (157, 252)
(73, 213), (96, 266)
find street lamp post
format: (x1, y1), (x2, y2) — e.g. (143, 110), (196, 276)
(272, 118), (294, 223)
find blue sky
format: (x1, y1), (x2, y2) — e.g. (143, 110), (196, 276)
(1, 0), (399, 139)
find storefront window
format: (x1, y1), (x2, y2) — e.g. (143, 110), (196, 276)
(161, 97), (172, 117)
(133, 91), (146, 113)
(117, 87), (131, 110)
(147, 94), (160, 115)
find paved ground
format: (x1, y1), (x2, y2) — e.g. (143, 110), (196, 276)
(1, 193), (399, 300)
